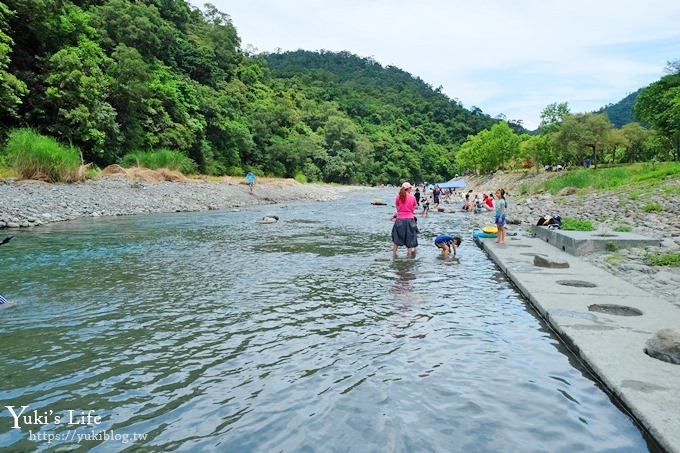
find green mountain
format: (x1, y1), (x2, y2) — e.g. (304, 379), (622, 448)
(264, 50), (498, 182)
(595, 88), (643, 128)
(0, 1), (497, 184)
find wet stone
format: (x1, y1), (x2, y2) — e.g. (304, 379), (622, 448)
(534, 255), (570, 268)
(645, 328), (680, 365)
(588, 304), (643, 316)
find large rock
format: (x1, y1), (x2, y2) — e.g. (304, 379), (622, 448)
(371, 198), (387, 205)
(258, 215), (279, 224)
(533, 255), (570, 268)
(645, 328), (680, 364)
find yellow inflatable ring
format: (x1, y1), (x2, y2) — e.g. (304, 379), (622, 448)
(482, 226), (498, 234)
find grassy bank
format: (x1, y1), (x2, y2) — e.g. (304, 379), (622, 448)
(532, 162), (680, 195)
(2, 129), (83, 182)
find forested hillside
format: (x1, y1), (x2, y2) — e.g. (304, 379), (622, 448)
(264, 50), (498, 183)
(595, 89), (642, 128)
(0, 0), (497, 184)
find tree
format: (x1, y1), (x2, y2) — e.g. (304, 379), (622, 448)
(455, 122), (521, 174)
(553, 113), (613, 167)
(620, 123), (650, 163)
(539, 102), (570, 132)
(664, 59), (680, 75)
(0, 2), (28, 121)
(108, 44), (153, 154)
(43, 39), (119, 162)
(520, 134), (553, 172)
(634, 72), (680, 161)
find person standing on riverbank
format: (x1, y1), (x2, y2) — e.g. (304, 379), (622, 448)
(246, 171), (256, 193)
(392, 182), (418, 256)
(495, 189), (507, 244)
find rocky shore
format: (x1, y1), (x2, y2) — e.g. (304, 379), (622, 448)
(461, 171), (680, 305)
(0, 174), (358, 228)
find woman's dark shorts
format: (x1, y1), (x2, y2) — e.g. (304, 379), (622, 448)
(392, 218), (418, 248)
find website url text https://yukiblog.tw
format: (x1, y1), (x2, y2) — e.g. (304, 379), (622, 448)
(28, 429), (147, 445)
(5, 405), (147, 445)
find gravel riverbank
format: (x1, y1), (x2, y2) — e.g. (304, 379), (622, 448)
(0, 175), (359, 228)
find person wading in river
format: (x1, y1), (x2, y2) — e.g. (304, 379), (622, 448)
(391, 182), (419, 257)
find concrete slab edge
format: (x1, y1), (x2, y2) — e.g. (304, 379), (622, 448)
(475, 236), (675, 453)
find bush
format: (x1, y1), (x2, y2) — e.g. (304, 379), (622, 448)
(643, 202), (663, 212)
(226, 165), (244, 177)
(83, 164), (101, 180)
(3, 128), (82, 182)
(560, 217), (595, 231)
(293, 171), (308, 183)
(646, 251), (680, 267)
(119, 149), (197, 174)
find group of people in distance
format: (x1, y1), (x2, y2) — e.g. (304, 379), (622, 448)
(462, 189), (495, 214)
(390, 182), (509, 256)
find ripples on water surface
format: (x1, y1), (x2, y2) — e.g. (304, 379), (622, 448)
(0, 189), (649, 451)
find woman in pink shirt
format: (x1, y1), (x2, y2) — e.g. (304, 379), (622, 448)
(391, 182), (418, 256)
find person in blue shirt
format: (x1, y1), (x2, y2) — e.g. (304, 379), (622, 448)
(434, 234), (462, 257)
(246, 171), (256, 193)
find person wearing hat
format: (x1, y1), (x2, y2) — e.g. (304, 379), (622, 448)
(391, 182), (418, 256)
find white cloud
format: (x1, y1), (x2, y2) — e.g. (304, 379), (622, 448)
(196, 0), (680, 129)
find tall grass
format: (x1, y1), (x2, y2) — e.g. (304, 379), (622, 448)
(120, 149), (197, 174)
(3, 129), (82, 182)
(539, 163), (680, 194)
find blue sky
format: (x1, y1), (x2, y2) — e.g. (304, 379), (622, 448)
(193, 1), (680, 130)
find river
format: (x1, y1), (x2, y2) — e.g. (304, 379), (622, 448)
(0, 188), (650, 451)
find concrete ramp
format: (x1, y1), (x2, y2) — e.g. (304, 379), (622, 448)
(476, 234), (680, 453)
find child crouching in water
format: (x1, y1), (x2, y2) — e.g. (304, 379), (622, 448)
(434, 234), (462, 257)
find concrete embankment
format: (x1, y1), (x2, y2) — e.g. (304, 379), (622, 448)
(475, 234), (680, 453)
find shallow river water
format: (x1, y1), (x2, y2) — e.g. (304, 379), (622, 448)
(0, 189), (650, 452)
